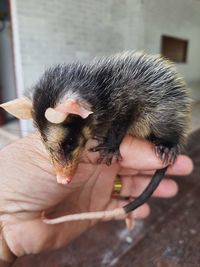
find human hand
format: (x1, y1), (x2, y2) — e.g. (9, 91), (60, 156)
(0, 134), (193, 265)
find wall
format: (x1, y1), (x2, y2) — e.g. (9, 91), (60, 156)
(14, 0), (200, 99)
(142, 0), (200, 99)
(15, 0), (144, 90)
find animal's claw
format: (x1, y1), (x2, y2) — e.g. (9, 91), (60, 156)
(155, 145), (177, 165)
(90, 142), (122, 165)
(89, 145), (106, 152)
(170, 148), (177, 164)
(93, 136), (105, 142)
(102, 149), (122, 165)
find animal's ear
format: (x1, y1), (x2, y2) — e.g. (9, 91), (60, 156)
(45, 99), (93, 124)
(0, 98), (33, 119)
(57, 99), (93, 119)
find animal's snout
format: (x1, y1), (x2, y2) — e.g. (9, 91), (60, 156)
(53, 160), (77, 185)
(56, 174), (72, 185)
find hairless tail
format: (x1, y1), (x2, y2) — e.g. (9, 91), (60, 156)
(43, 166), (168, 224)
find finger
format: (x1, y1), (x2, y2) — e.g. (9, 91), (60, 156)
(130, 203), (150, 219)
(140, 155), (193, 176)
(119, 155), (193, 176)
(121, 175), (178, 198)
(118, 168), (139, 176)
(120, 135), (167, 170)
(125, 204), (150, 231)
(106, 193), (150, 220)
(124, 203), (151, 230)
(166, 155), (193, 175)
(114, 202), (150, 220)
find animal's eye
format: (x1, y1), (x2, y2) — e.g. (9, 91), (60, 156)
(62, 141), (73, 155)
(64, 143), (71, 150)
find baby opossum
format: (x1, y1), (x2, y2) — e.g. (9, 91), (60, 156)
(0, 51), (191, 223)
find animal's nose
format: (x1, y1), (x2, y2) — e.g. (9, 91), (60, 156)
(53, 162), (74, 185)
(56, 174), (72, 185)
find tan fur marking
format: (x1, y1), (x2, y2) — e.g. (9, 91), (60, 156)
(82, 126), (92, 139)
(51, 133), (85, 178)
(46, 125), (66, 149)
(128, 114), (151, 138)
(53, 143), (84, 178)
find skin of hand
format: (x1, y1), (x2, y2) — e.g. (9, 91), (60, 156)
(0, 134), (193, 265)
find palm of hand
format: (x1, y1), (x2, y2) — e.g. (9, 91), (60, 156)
(0, 134), (192, 259)
(0, 135), (122, 256)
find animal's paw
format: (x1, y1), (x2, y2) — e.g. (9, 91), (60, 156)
(98, 148), (122, 165)
(89, 143), (122, 166)
(155, 145), (177, 165)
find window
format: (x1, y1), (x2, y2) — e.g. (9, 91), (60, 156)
(161, 35), (188, 63)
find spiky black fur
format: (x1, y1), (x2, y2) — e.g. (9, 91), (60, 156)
(30, 51), (191, 214)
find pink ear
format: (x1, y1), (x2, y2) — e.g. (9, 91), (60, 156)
(0, 98), (32, 119)
(55, 99), (93, 119)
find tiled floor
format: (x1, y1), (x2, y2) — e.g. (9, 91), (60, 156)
(0, 101), (200, 149)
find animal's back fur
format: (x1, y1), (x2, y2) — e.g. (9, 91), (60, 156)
(32, 51), (191, 150)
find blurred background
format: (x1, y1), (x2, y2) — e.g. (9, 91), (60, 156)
(0, 0), (200, 145)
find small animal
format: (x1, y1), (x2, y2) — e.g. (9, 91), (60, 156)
(0, 51), (191, 223)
